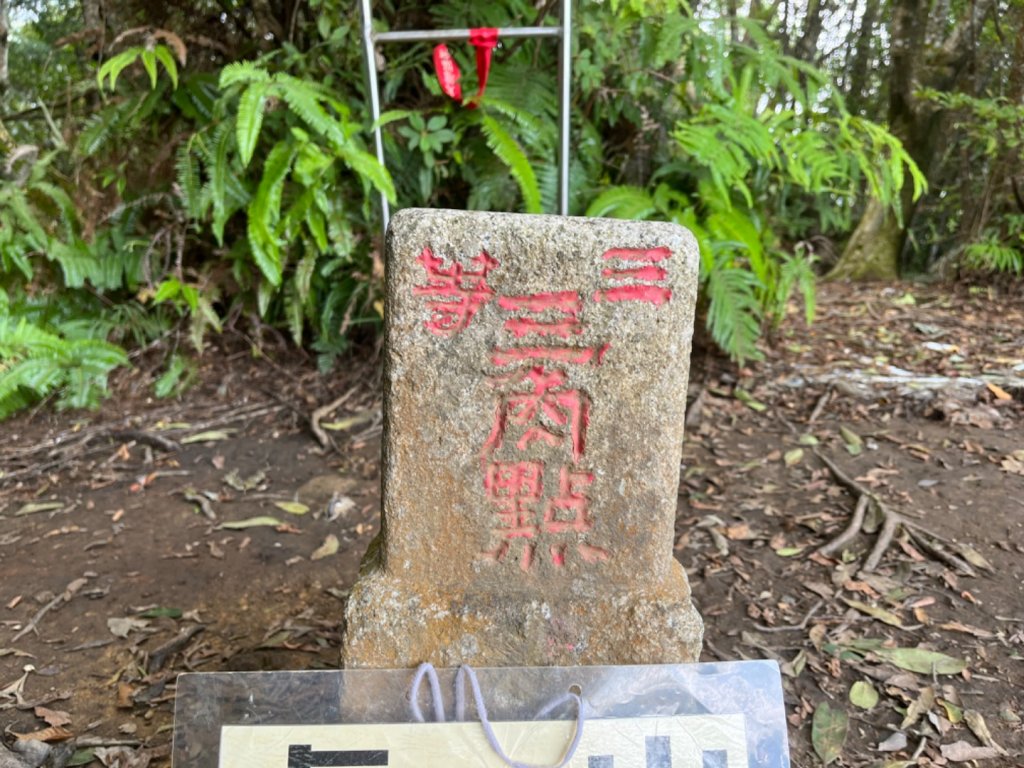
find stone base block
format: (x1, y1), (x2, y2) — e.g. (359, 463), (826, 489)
(342, 560), (703, 668)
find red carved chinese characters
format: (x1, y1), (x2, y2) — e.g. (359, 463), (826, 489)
(483, 367), (590, 463)
(593, 246), (673, 305)
(409, 241), (672, 572)
(480, 284), (609, 571)
(413, 248), (498, 336)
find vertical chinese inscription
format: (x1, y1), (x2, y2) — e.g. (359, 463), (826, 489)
(419, 245), (674, 573)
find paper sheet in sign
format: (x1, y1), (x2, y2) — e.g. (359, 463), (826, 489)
(219, 714), (748, 768)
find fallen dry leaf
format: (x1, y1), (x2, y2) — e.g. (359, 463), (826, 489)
(12, 726), (73, 743)
(985, 381), (1012, 400)
(107, 617), (150, 638)
(95, 746), (152, 768)
(939, 621), (995, 639)
(939, 741), (1001, 762)
(310, 534), (340, 561)
(964, 710), (1008, 755)
(33, 706), (71, 727)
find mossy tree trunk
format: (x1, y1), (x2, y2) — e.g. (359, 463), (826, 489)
(829, 0), (996, 281)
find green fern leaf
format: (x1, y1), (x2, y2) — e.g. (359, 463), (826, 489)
(337, 145), (396, 204)
(246, 140), (297, 287)
(586, 186), (657, 220)
(211, 123), (234, 244)
(272, 75), (348, 148)
(219, 61), (270, 88)
(175, 143), (204, 220)
(704, 259), (763, 364)
(153, 45), (179, 89)
(479, 114), (542, 214)
(236, 82), (269, 168)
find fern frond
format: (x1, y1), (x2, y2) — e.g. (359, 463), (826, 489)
(704, 258), (763, 364)
(586, 186), (658, 220)
(236, 82), (269, 168)
(219, 61), (270, 89)
(479, 114), (542, 214)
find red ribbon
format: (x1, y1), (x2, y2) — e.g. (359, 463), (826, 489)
(433, 27), (499, 108)
(433, 44), (462, 101)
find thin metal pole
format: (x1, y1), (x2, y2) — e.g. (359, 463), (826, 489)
(557, 0), (572, 216)
(375, 27), (560, 43)
(360, 0), (390, 236)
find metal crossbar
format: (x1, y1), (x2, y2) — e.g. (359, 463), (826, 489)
(359, 2), (573, 235)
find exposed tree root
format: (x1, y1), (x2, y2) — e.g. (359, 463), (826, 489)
(812, 448), (976, 575)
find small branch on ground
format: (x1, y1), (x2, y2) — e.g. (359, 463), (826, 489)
(107, 429), (181, 453)
(813, 448), (975, 574)
(310, 385), (359, 450)
(11, 576), (89, 642)
(146, 625), (205, 674)
(754, 599), (824, 633)
(778, 415), (976, 575)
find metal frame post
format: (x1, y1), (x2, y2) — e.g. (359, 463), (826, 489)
(361, 2), (573, 238)
(557, 0), (572, 217)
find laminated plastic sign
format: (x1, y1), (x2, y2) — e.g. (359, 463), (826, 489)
(171, 661), (791, 767)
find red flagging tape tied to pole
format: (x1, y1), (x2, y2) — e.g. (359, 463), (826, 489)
(433, 43), (462, 101)
(433, 28), (499, 108)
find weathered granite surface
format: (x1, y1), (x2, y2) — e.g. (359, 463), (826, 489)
(343, 209), (703, 667)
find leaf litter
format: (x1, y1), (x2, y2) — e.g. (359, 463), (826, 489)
(0, 282), (1021, 767)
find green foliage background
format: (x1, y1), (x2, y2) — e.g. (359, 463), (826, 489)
(0, 0), (1009, 418)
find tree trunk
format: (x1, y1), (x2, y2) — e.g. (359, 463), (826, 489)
(846, 0), (879, 114)
(828, 197), (902, 280)
(829, 0), (997, 281)
(0, 0), (9, 95)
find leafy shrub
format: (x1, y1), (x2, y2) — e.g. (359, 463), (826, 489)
(582, 15), (922, 362)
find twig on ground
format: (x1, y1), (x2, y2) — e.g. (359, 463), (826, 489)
(146, 625), (205, 674)
(107, 429), (181, 453)
(808, 386), (833, 423)
(11, 577), (88, 642)
(778, 415), (975, 575)
(754, 600), (825, 633)
(310, 385), (359, 450)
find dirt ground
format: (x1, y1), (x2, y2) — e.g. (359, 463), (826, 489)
(1, 281), (1022, 768)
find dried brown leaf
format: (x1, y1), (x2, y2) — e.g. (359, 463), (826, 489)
(964, 710), (1008, 755)
(33, 706), (71, 727)
(12, 725), (73, 743)
(939, 741), (1001, 762)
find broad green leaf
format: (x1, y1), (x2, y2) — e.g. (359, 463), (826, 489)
(274, 501), (309, 515)
(734, 388), (767, 412)
(811, 702), (848, 765)
(236, 82), (269, 168)
(137, 606), (183, 619)
(849, 681), (879, 710)
(16, 501), (64, 516)
(874, 647), (967, 675)
(153, 45), (179, 89)
(842, 598), (903, 627)
(181, 429), (235, 444)
(218, 516), (282, 530)
(140, 49), (158, 89)
(585, 186), (657, 219)
(784, 448), (804, 467)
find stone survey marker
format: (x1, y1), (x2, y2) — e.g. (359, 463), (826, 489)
(344, 209), (703, 667)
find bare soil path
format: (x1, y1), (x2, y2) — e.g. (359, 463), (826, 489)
(1, 282), (1022, 768)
